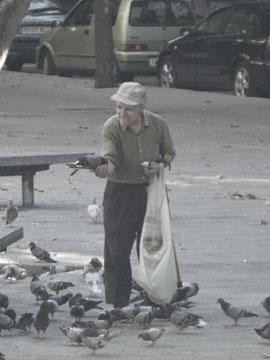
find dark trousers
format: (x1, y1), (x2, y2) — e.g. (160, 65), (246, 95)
(103, 181), (147, 307)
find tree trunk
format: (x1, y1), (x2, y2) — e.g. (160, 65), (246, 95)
(0, 0), (31, 71)
(94, 0), (118, 88)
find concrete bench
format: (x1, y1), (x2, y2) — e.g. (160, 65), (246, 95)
(0, 227), (24, 252)
(0, 153), (90, 208)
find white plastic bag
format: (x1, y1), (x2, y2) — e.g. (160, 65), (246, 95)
(136, 165), (178, 304)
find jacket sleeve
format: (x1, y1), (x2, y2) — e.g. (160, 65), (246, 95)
(101, 122), (119, 168)
(159, 120), (176, 166)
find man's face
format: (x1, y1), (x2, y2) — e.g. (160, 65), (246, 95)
(116, 102), (143, 128)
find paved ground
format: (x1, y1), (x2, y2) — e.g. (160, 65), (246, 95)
(0, 69), (269, 359)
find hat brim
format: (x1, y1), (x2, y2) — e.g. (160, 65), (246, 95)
(111, 94), (141, 106)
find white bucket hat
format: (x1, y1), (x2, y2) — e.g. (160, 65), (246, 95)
(111, 82), (146, 106)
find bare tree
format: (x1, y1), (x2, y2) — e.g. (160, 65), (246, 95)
(94, 0), (119, 88)
(0, 0), (30, 71)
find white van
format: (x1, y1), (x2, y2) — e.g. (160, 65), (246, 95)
(37, 0), (196, 79)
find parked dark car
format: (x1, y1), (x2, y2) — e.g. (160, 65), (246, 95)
(5, 0), (78, 71)
(157, 1), (270, 97)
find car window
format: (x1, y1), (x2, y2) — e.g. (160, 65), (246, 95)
(64, 0), (94, 26)
(29, 0), (77, 14)
(195, 7), (231, 36)
(225, 8), (262, 36)
(129, 0), (195, 27)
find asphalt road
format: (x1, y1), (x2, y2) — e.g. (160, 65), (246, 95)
(0, 69), (269, 360)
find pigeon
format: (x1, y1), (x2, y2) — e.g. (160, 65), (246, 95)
(0, 314), (13, 333)
(29, 242), (57, 263)
(85, 272), (103, 297)
(15, 313), (34, 331)
(46, 299), (59, 318)
(135, 311), (154, 328)
(138, 327), (165, 346)
(70, 305), (84, 320)
(87, 198), (102, 224)
(92, 314), (115, 330)
(69, 293), (83, 308)
(3, 199), (18, 226)
(112, 304), (140, 322)
(81, 336), (105, 355)
(30, 274), (52, 303)
(68, 293), (103, 312)
(0, 293), (9, 309)
(83, 257), (103, 275)
(51, 292), (73, 306)
(3, 308), (16, 325)
(71, 320), (98, 330)
(217, 298), (258, 325)
(262, 296), (270, 315)
(47, 279), (74, 294)
(34, 301), (51, 336)
(2, 264), (27, 281)
(170, 310), (207, 332)
(59, 326), (84, 345)
(152, 301), (194, 320)
(255, 322), (270, 340)
(0, 352), (5, 360)
(80, 297), (103, 312)
(171, 282), (199, 302)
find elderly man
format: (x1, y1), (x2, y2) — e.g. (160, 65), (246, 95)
(94, 82), (175, 308)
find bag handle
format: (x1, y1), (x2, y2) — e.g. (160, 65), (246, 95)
(165, 185), (182, 289)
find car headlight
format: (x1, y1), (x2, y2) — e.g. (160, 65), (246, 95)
(19, 25), (52, 34)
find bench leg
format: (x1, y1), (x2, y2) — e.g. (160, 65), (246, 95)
(22, 172), (35, 208)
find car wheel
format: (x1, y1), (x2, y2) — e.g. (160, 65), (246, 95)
(41, 51), (56, 75)
(5, 59), (23, 71)
(158, 56), (177, 88)
(234, 63), (254, 97)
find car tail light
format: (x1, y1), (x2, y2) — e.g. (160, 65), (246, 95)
(119, 44), (148, 51)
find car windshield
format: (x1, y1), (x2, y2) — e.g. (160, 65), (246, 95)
(129, 0), (195, 27)
(29, 0), (77, 14)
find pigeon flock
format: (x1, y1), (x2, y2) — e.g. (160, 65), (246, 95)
(0, 206), (269, 359)
(0, 247), (269, 360)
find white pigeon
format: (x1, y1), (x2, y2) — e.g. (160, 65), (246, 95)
(87, 198), (102, 224)
(85, 272), (103, 297)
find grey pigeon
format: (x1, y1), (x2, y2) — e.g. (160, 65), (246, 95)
(81, 336), (105, 355)
(255, 322), (270, 340)
(0, 293), (9, 309)
(262, 296), (270, 315)
(217, 298), (258, 325)
(51, 292), (73, 306)
(34, 301), (51, 336)
(70, 305), (84, 320)
(46, 299), (59, 318)
(3, 199), (18, 226)
(170, 310), (207, 332)
(152, 301), (194, 320)
(30, 274), (52, 303)
(59, 326), (84, 345)
(15, 313), (34, 331)
(0, 314), (13, 333)
(138, 327), (165, 346)
(171, 282), (199, 302)
(47, 279), (74, 294)
(2, 264), (27, 281)
(135, 311), (154, 328)
(4, 309), (16, 325)
(29, 242), (57, 263)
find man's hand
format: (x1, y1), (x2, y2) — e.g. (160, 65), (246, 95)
(142, 161), (160, 176)
(95, 161), (115, 178)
